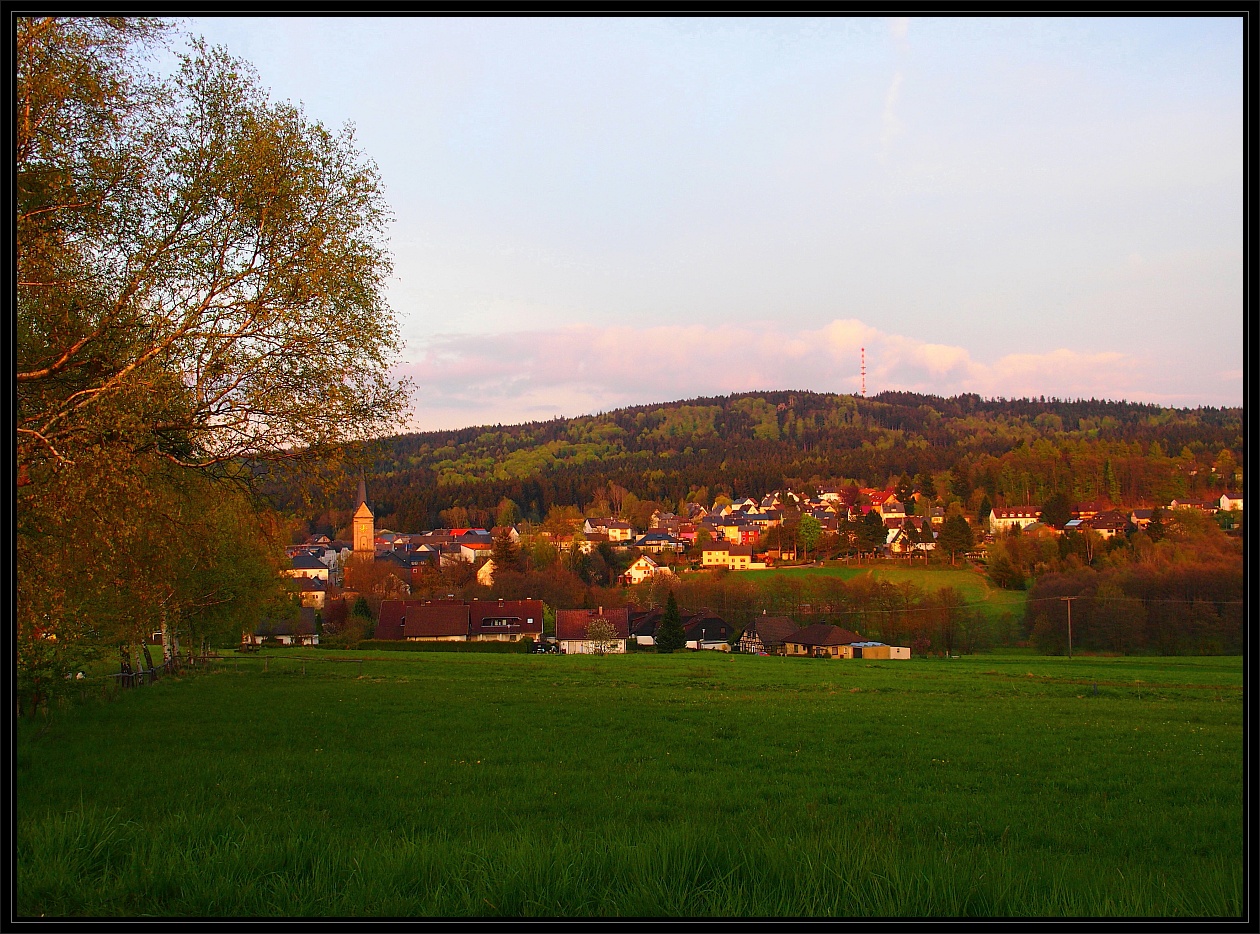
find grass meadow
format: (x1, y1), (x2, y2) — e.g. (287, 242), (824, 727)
(17, 649), (1241, 917)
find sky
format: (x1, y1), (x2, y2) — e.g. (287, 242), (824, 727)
(176, 16), (1242, 430)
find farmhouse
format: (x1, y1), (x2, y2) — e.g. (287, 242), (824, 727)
(738, 614), (800, 654)
(683, 614), (733, 651)
(782, 624), (861, 659)
(245, 607), (319, 646)
(556, 607), (630, 654)
(628, 607), (664, 646)
(373, 598), (543, 642)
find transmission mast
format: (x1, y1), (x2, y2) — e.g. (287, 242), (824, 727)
(860, 347), (866, 398)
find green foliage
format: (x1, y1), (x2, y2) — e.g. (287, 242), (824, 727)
(937, 515), (975, 563)
(798, 514), (823, 558)
(1039, 492), (1074, 529)
(491, 528), (524, 573)
(655, 591), (685, 653)
(18, 18), (408, 480)
(16, 17), (406, 695)
(352, 597), (373, 620)
(858, 510), (886, 553)
(340, 391), (1240, 534)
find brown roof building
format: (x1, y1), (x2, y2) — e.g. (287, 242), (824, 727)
(374, 599), (542, 642)
(555, 607), (631, 642)
(782, 624), (862, 659)
(469, 599), (544, 639)
(739, 615), (801, 654)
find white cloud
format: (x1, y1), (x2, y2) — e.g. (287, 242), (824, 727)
(889, 17), (910, 42)
(394, 318), (1204, 432)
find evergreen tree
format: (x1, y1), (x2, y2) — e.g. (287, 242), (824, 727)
(491, 527), (524, 572)
(977, 494), (993, 524)
(655, 591), (685, 653)
(938, 514), (975, 565)
(1039, 491), (1073, 529)
(857, 509), (887, 555)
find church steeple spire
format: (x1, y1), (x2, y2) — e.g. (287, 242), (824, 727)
(352, 477), (374, 557)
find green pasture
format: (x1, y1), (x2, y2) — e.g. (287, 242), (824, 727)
(743, 563), (1026, 623)
(18, 650), (1241, 917)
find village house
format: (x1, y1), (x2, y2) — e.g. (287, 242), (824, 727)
(1072, 500), (1112, 521)
(701, 542), (755, 570)
(374, 598), (543, 642)
(1220, 492), (1244, 512)
(714, 516), (761, 545)
(632, 530), (685, 554)
(738, 614), (801, 655)
(583, 518), (636, 542)
(1085, 510), (1131, 540)
(620, 554), (675, 586)
(988, 507), (1043, 535)
(284, 554), (330, 582)
(555, 607), (630, 654)
(782, 624), (862, 659)
(476, 559), (497, 586)
(245, 607), (319, 646)
(628, 607), (664, 646)
(875, 497), (905, 520)
(683, 614), (733, 651)
(460, 541), (493, 564)
(292, 576), (327, 609)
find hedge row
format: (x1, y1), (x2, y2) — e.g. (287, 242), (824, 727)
(318, 639), (534, 654)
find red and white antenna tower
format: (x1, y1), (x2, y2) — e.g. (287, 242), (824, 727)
(860, 347), (866, 398)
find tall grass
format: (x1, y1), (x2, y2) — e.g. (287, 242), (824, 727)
(18, 651), (1242, 917)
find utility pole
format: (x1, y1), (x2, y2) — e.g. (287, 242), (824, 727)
(1060, 596), (1076, 659)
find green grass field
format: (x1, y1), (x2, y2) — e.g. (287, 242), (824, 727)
(18, 650), (1241, 917)
(739, 562), (1027, 624)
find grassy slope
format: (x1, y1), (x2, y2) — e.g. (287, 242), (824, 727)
(733, 563), (1028, 626)
(18, 651), (1241, 917)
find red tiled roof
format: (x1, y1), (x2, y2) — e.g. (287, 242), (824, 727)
(556, 607), (630, 641)
(469, 599), (543, 635)
(404, 603), (469, 638)
(375, 600), (406, 640)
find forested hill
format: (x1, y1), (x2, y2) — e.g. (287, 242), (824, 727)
(283, 391), (1243, 532)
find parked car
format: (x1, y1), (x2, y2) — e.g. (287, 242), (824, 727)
(529, 640), (559, 654)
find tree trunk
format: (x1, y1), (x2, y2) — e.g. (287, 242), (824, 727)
(118, 642), (134, 686)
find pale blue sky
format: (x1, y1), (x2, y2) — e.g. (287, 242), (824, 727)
(174, 16), (1242, 429)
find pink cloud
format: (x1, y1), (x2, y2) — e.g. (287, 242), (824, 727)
(394, 318), (1182, 431)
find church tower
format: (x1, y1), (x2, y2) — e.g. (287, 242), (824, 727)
(352, 478), (375, 557)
